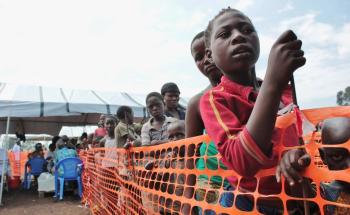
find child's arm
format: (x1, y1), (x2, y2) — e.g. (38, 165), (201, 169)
(200, 30), (305, 177)
(246, 30), (306, 156)
(200, 93), (275, 176)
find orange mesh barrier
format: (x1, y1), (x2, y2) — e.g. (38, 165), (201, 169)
(7, 151), (28, 178)
(80, 106), (350, 215)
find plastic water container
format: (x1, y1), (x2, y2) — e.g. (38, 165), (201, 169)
(38, 173), (55, 192)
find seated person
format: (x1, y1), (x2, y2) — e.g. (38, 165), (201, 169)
(60, 135), (69, 144)
(277, 117), (350, 214)
(45, 143), (56, 173)
(28, 143), (45, 159)
(45, 143), (56, 160)
(54, 139), (77, 175)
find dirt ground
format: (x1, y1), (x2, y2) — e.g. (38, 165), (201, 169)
(0, 188), (91, 215)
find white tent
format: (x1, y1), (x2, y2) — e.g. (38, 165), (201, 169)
(0, 82), (188, 204)
(0, 82), (188, 135)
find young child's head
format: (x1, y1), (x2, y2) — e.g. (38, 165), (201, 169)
(167, 120), (185, 141)
(61, 135), (69, 143)
(191, 31), (206, 73)
(116, 105), (134, 124)
(48, 142), (56, 152)
(80, 132), (88, 142)
(56, 139), (66, 150)
(52, 136), (60, 145)
(320, 117), (350, 170)
(98, 114), (106, 127)
(104, 115), (117, 137)
(205, 7), (259, 81)
(191, 31), (222, 85)
(34, 142), (43, 152)
(161, 82), (180, 110)
(146, 92), (165, 119)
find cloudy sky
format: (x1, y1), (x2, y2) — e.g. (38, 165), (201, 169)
(0, 0), (349, 108)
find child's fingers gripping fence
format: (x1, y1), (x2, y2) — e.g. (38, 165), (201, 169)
(80, 106), (350, 215)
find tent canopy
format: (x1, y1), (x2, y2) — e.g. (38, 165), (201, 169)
(0, 82), (188, 135)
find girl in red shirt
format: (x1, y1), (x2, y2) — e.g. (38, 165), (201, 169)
(200, 7), (306, 213)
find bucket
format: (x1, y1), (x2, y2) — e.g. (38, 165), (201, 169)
(8, 176), (21, 189)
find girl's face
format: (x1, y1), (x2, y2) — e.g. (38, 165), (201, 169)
(191, 37), (206, 74)
(98, 115), (106, 127)
(208, 11), (260, 77)
(191, 37), (222, 85)
(146, 96), (164, 118)
(104, 118), (116, 136)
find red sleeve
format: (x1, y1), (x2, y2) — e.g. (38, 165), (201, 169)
(200, 89), (277, 177)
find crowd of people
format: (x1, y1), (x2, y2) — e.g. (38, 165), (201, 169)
(75, 83), (187, 152)
(20, 7), (349, 215)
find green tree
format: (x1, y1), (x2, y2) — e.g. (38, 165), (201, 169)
(337, 86), (350, 106)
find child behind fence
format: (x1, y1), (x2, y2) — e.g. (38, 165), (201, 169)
(277, 117), (350, 214)
(140, 92), (182, 214)
(200, 7), (306, 213)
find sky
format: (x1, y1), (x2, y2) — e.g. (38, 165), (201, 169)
(0, 0), (349, 108)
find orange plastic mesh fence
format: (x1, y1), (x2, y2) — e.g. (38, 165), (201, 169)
(7, 152), (28, 178)
(80, 106), (350, 215)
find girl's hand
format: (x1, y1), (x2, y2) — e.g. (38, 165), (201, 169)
(266, 30), (306, 91)
(275, 149), (311, 186)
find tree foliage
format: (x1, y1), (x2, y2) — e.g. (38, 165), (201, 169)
(337, 86), (350, 106)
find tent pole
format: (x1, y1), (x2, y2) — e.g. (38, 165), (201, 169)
(0, 116), (10, 206)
